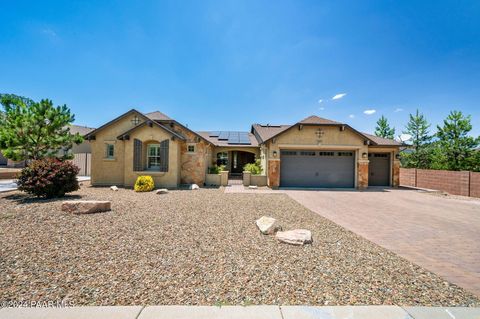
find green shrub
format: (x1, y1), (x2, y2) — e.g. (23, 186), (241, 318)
(134, 175), (155, 192)
(208, 164), (226, 174)
(243, 159), (263, 175)
(17, 158), (80, 198)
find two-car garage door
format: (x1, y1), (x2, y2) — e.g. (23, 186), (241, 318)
(280, 150), (355, 188)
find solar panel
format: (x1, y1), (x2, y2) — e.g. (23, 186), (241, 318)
(218, 131), (229, 140)
(226, 131), (251, 145)
(209, 131), (220, 137)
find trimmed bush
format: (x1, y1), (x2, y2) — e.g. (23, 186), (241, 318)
(243, 159), (263, 175)
(17, 158), (80, 198)
(134, 175), (155, 192)
(208, 164), (226, 174)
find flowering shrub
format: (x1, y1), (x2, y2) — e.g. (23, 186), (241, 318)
(134, 175), (155, 192)
(17, 158), (80, 198)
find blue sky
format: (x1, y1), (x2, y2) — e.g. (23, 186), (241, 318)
(1, 0), (479, 137)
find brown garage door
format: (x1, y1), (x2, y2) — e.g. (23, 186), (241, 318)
(368, 153), (391, 186)
(280, 150), (355, 188)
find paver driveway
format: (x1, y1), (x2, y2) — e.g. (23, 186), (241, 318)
(286, 188), (480, 297)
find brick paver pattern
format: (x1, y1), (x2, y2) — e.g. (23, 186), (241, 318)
(285, 188), (480, 297)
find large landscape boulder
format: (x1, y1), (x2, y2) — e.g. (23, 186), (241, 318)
(156, 188), (169, 194)
(61, 200), (111, 214)
(190, 184), (200, 190)
(110, 186), (119, 191)
(256, 216), (281, 235)
(276, 229), (312, 245)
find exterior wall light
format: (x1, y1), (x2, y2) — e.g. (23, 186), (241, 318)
(273, 151), (278, 158)
(362, 152), (368, 159)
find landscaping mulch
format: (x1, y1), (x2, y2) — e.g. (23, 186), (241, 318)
(1, 184), (479, 306)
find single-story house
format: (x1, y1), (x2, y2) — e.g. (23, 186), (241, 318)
(85, 109), (401, 189)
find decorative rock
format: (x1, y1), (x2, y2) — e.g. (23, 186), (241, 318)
(256, 216), (281, 235)
(190, 184), (200, 190)
(276, 229), (312, 245)
(156, 188), (169, 194)
(110, 186), (119, 191)
(248, 185), (258, 189)
(61, 201), (111, 214)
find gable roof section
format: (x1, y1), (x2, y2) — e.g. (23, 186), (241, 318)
(144, 111), (172, 121)
(117, 120), (186, 141)
(251, 124), (291, 143)
(299, 115), (342, 125)
(84, 109), (148, 139)
(361, 132), (402, 146)
(68, 124), (95, 136)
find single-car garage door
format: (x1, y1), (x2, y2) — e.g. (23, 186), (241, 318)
(280, 150), (355, 188)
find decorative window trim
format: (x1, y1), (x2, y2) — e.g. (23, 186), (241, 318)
(105, 143), (115, 159)
(187, 143), (196, 154)
(147, 144), (161, 170)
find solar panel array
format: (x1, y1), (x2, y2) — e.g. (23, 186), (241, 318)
(208, 131), (251, 145)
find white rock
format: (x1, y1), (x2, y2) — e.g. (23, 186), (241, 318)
(248, 185), (258, 189)
(110, 185), (119, 191)
(190, 184), (200, 190)
(61, 200), (111, 214)
(156, 188), (169, 194)
(276, 229), (312, 245)
(256, 216), (280, 235)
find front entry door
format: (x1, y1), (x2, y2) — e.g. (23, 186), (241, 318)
(231, 151), (255, 174)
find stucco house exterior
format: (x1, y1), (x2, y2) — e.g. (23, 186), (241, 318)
(85, 109), (401, 189)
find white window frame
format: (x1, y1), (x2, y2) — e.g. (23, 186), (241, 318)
(187, 143), (196, 154)
(105, 143), (115, 159)
(147, 144), (161, 170)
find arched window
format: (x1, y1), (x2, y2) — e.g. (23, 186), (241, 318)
(216, 152), (228, 166)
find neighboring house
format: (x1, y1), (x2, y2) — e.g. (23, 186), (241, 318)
(85, 109), (402, 189)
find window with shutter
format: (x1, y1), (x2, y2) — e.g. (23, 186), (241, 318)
(133, 139), (143, 171)
(159, 139), (169, 172)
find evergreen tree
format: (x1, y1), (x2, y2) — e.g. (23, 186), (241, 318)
(0, 94), (83, 161)
(374, 115), (395, 139)
(402, 109), (432, 168)
(436, 110), (479, 171)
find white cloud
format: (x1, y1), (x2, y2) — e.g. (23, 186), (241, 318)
(394, 108), (404, 112)
(318, 99), (323, 104)
(348, 114), (355, 119)
(41, 28), (58, 38)
(363, 109), (376, 115)
(399, 134), (412, 142)
(319, 107), (325, 111)
(332, 93), (347, 100)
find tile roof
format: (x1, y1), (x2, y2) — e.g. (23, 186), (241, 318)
(251, 124), (291, 143)
(144, 111), (172, 121)
(362, 132), (403, 146)
(196, 131), (259, 147)
(299, 115), (342, 125)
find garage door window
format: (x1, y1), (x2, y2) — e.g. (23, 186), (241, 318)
(281, 150), (297, 156)
(319, 151), (334, 156)
(300, 151), (316, 156)
(338, 152), (353, 156)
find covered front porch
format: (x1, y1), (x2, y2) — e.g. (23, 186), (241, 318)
(212, 147), (260, 177)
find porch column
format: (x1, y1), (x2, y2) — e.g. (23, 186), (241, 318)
(357, 160), (369, 189)
(392, 159), (400, 187)
(267, 159), (280, 189)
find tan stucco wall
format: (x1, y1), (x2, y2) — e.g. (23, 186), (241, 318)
(90, 114), (145, 186)
(123, 125), (181, 188)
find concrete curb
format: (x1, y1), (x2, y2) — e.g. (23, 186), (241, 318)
(1, 306), (480, 319)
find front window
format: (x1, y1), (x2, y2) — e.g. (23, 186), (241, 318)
(187, 144), (196, 153)
(147, 144), (161, 170)
(106, 144), (115, 158)
(216, 152), (228, 166)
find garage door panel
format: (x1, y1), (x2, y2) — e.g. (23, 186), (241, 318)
(280, 150), (355, 188)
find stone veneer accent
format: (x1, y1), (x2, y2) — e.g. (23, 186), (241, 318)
(392, 160), (400, 187)
(357, 160), (369, 189)
(268, 160), (280, 188)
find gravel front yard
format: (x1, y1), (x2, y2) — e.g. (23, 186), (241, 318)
(1, 184), (479, 306)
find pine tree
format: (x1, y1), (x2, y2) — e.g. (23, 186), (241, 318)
(374, 115), (395, 139)
(0, 94), (83, 161)
(402, 109), (432, 168)
(436, 110), (479, 171)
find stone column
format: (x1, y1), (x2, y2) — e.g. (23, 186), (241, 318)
(220, 171), (229, 187)
(357, 160), (369, 189)
(243, 171), (251, 187)
(392, 160), (400, 187)
(267, 160), (280, 189)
